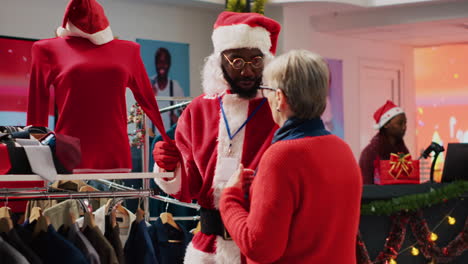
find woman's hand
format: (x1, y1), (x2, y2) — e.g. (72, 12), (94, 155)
(226, 164), (256, 195)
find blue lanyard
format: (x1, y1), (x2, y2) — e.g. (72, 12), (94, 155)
(219, 96), (267, 152)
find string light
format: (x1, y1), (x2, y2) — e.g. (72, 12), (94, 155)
(411, 247), (420, 256)
(448, 216), (456, 225)
(389, 259), (397, 264)
(429, 232), (438, 241)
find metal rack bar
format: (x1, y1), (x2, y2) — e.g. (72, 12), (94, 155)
(159, 101), (191, 113)
(156, 96), (193, 102)
(149, 216), (200, 221)
(94, 179), (200, 210)
(0, 189), (153, 201)
(0, 172), (173, 182)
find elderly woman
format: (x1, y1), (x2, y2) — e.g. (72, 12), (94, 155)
(219, 50), (362, 263)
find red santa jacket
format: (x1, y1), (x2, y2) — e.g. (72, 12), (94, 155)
(154, 93), (277, 261)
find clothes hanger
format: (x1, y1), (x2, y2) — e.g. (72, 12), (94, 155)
(135, 195), (145, 223)
(33, 194), (49, 236)
(0, 196), (13, 233)
(159, 200), (180, 230)
(81, 195), (96, 230)
(190, 221), (201, 235)
(33, 213), (49, 237)
(105, 197), (129, 229)
(29, 207), (42, 223)
(30, 191), (52, 223)
(0, 195), (10, 218)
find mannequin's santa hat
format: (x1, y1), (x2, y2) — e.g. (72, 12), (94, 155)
(202, 11), (281, 96)
(56, 0), (113, 45)
(373, 100), (404, 129)
(212, 11), (281, 55)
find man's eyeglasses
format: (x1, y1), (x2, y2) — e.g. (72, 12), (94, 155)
(223, 53), (264, 70)
(259, 85), (277, 98)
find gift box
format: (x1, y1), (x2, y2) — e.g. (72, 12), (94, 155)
(374, 153), (420, 185)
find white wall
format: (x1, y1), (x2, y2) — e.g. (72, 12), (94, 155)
(282, 5), (416, 158)
(0, 0), (221, 97)
(1, 0), (415, 158)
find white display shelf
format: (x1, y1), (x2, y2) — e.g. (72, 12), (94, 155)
(0, 172), (173, 182)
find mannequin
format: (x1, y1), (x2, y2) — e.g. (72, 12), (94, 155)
(27, 0), (169, 172)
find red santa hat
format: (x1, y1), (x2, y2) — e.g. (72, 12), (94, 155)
(56, 0), (113, 45)
(212, 11), (281, 55)
(373, 100), (404, 129)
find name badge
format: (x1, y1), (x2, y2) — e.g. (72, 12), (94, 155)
(218, 157), (239, 183)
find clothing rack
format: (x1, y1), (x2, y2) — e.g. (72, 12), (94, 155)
(0, 189), (153, 201)
(95, 179), (200, 210)
(0, 172), (172, 182)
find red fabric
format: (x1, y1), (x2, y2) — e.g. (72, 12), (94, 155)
(373, 100), (398, 124)
(0, 144), (11, 174)
(214, 11), (281, 54)
(191, 232), (217, 253)
(62, 0), (109, 33)
(27, 37), (168, 172)
(220, 135), (362, 264)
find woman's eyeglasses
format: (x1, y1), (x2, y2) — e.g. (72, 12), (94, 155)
(223, 53), (264, 70)
(259, 85), (277, 98)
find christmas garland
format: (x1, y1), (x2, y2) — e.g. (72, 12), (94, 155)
(361, 181), (468, 216)
(357, 212), (411, 264)
(410, 210), (468, 263)
(357, 211), (468, 263)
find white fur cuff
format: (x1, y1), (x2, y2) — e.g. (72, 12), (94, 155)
(153, 163), (182, 195)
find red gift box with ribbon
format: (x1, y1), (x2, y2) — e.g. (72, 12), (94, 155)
(374, 152), (420, 185)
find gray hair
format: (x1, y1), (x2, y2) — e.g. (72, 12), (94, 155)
(263, 49), (329, 119)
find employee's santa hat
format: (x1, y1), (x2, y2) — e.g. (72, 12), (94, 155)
(202, 11), (281, 96)
(373, 100), (404, 129)
(56, 0), (113, 45)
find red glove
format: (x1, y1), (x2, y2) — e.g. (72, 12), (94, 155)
(153, 140), (180, 171)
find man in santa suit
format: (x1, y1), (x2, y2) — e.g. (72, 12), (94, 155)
(153, 11), (281, 263)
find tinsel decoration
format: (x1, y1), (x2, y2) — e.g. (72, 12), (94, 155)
(357, 212), (410, 263)
(127, 102), (145, 148)
(356, 231), (372, 264)
(374, 212), (410, 263)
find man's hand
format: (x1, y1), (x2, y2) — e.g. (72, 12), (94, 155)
(153, 140), (180, 171)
